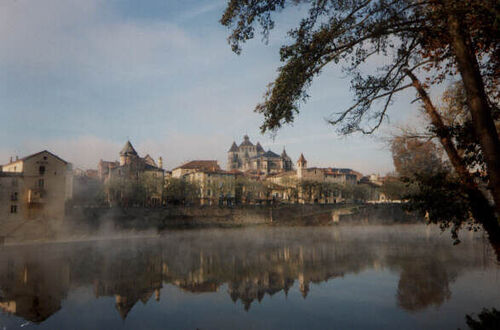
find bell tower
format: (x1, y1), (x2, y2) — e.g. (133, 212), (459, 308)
(297, 153), (307, 179)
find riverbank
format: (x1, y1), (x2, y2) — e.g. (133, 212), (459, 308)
(66, 203), (421, 231)
(1, 203), (423, 245)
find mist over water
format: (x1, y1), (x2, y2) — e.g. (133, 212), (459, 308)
(0, 224), (498, 329)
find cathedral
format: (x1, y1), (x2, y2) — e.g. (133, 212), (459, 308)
(227, 135), (293, 174)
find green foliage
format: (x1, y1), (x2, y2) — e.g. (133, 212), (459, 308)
(206, 175), (236, 200)
(341, 183), (372, 202)
(298, 180), (343, 202)
(164, 178), (200, 205)
(235, 177), (270, 203)
(221, 1), (498, 133)
(402, 170), (481, 243)
(105, 177), (147, 207)
(104, 172), (165, 207)
(380, 177), (413, 201)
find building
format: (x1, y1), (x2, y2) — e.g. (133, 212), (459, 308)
(0, 150), (73, 223)
(98, 141), (164, 182)
(227, 135), (293, 174)
(183, 169), (241, 205)
(268, 154), (361, 203)
(98, 141), (164, 206)
(172, 160), (220, 178)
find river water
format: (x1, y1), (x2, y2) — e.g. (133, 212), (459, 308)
(0, 224), (498, 329)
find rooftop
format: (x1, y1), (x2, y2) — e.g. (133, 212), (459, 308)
(174, 160), (220, 171)
(120, 141), (138, 156)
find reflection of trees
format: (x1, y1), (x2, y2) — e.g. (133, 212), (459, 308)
(396, 259), (456, 311)
(0, 226), (495, 322)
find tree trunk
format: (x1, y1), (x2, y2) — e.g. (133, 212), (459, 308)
(446, 10), (500, 217)
(406, 69), (500, 259)
(405, 70), (480, 191)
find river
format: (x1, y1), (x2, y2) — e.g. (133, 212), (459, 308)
(0, 224), (498, 329)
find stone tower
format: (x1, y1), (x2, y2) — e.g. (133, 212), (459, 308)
(280, 147), (293, 172)
(119, 141), (138, 166)
(297, 153), (307, 179)
(227, 141), (239, 170)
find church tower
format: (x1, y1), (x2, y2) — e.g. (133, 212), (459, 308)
(297, 153), (307, 179)
(227, 141), (239, 170)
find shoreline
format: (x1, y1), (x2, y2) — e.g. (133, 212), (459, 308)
(0, 203), (423, 246)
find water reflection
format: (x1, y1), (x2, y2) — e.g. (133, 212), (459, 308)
(0, 225), (498, 328)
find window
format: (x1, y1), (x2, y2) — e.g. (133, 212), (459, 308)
(11, 192), (18, 201)
(39, 166), (45, 175)
(207, 189), (211, 197)
(10, 205), (17, 213)
(38, 179), (44, 188)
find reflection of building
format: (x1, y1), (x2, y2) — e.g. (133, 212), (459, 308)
(0, 150), (73, 223)
(0, 250), (70, 323)
(0, 226), (478, 323)
(227, 135), (293, 174)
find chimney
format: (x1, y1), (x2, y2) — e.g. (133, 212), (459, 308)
(158, 157), (163, 169)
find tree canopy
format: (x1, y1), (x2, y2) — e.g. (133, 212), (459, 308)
(221, 0), (499, 134)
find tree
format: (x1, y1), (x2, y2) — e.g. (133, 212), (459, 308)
(235, 177), (271, 204)
(388, 83), (500, 252)
(391, 137), (444, 179)
(221, 0), (500, 216)
(205, 175), (236, 205)
(381, 175), (412, 201)
(466, 308), (500, 330)
(341, 183), (372, 202)
(164, 178), (200, 205)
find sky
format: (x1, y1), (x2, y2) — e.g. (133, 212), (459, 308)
(0, 0), (429, 174)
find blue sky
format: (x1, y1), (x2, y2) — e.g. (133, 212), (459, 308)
(0, 0), (427, 174)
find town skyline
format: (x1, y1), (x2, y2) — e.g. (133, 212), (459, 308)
(0, 135), (380, 175)
(0, 0), (431, 176)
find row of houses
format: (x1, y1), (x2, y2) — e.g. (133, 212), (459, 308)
(90, 138), (368, 206)
(1, 137), (382, 223)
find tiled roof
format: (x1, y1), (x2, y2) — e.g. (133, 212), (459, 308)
(143, 154), (157, 167)
(256, 142), (264, 152)
(262, 150), (280, 158)
(174, 160), (220, 171)
(3, 150), (69, 166)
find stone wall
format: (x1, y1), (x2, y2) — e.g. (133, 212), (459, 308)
(65, 203), (421, 232)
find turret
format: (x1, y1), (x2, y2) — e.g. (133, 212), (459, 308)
(158, 157), (163, 169)
(119, 140), (138, 166)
